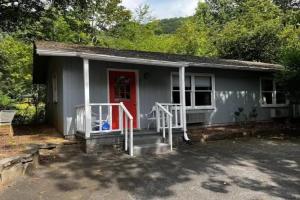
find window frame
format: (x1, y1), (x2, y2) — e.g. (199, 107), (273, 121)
(260, 77), (288, 107)
(171, 72), (216, 110)
(52, 73), (58, 103)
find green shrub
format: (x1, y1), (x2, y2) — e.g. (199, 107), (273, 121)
(0, 92), (14, 109)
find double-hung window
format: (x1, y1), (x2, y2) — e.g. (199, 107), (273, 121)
(260, 78), (288, 107)
(172, 73), (215, 109)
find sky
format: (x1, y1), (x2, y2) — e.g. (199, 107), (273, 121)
(121, 0), (200, 19)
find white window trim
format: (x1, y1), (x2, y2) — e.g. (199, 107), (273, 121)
(171, 72), (216, 110)
(52, 73), (58, 103)
(260, 77), (289, 108)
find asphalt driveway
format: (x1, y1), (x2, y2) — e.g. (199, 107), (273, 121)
(1, 138), (300, 200)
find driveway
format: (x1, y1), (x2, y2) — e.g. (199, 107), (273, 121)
(1, 138), (300, 200)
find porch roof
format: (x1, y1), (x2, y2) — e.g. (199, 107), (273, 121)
(33, 41), (283, 83)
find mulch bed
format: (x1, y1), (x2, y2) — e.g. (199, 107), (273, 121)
(0, 125), (67, 159)
(189, 122), (300, 142)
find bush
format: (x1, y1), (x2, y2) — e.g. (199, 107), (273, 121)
(0, 92), (14, 110)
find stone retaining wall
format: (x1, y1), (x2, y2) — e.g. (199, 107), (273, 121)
(0, 147), (39, 186)
(0, 142), (81, 186)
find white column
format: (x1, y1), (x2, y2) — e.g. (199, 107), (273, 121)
(179, 66), (190, 141)
(83, 58), (91, 138)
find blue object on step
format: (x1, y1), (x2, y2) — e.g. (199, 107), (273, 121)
(102, 121), (110, 131)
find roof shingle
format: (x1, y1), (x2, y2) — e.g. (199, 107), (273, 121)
(34, 41), (283, 71)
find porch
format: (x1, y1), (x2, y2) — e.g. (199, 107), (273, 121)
(74, 59), (189, 156)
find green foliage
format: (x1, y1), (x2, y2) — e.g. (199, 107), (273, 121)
(208, 0), (283, 62)
(171, 20), (218, 56)
(13, 102), (45, 125)
(156, 17), (188, 34)
(0, 92), (14, 110)
(0, 0), (46, 33)
(277, 47), (300, 103)
(0, 36), (32, 98)
(273, 0), (300, 11)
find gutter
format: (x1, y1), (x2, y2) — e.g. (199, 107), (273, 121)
(189, 63), (281, 72)
(36, 49), (281, 72)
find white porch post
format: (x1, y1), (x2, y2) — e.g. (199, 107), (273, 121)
(83, 58), (91, 138)
(179, 66), (190, 141)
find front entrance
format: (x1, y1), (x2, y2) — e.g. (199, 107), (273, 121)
(108, 70), (138, 129)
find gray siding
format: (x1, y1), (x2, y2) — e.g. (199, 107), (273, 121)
(62, 58), (84, 136)
(186, 68), (272, 125)
(46, 57), (275, 136)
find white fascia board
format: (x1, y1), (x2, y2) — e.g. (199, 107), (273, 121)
(36, 49), (79, 57)
(80, 53), (187, 68)
(189, 63), (279, 72)
(36, 49), (188, 68)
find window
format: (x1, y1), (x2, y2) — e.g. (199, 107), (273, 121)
(261, 78), (287, 106)
(172, 73), (215, 109)
(195, 76), (212, 106)
(114, 76), (130, 100)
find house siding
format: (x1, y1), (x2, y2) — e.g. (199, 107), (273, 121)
(46, 57), (275, 136)
(186, 67), (272, 125)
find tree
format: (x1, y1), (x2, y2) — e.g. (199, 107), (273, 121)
(0, 36), (32, 99)
(155, 17), (187, 35)
(171, 19), (218, 56)
(277, 23), (300, 103)
(195, 0), (243, 28)
(0, 0), (46, 33)
(0, 0), (131, 44)
(134, 4), (154, 24)
(209, 0), (283, 62)
(273, 0), (300, 11)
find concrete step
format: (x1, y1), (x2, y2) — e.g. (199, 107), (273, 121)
(133, 143), (171, 156)
(133, 135), (162, 145)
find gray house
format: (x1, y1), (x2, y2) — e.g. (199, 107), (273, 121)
(33, 41), (288, 155)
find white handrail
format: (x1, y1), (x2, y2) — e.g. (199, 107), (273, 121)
(156, 102), (173, 151)
(90, 103), (120, 106)
(120, 103), (133, 120)
(75, 102), (134, 156)
(156, 103), (172, 116)
(120, 102), (134, 156)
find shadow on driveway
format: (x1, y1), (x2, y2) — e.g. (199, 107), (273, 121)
(1, 138), (300, 200)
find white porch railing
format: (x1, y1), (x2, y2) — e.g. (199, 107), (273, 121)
(159, 103), (183, 129)
(155, 103), (173, 151)
(75, 102), (134, 156)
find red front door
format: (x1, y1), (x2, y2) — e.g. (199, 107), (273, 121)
(109, 70), (137, 129)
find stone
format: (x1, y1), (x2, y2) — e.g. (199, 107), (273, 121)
(0, 149), (39, 186)
(0, 162), (24, 185)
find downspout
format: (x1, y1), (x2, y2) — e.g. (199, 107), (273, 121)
(179, 65), (191, 142)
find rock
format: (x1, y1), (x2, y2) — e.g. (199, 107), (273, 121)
(39, 143), (57, 150)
